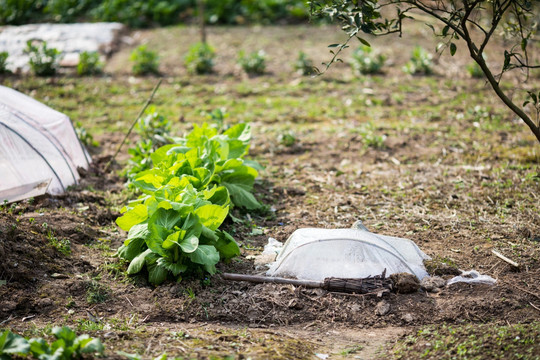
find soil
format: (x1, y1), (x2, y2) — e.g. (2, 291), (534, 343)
(1, 24), (539, 360)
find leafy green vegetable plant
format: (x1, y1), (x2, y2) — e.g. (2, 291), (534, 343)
(350, 45), (386, 75)
(0, 327), (103, 360)
(402, 46), (433, 75)
(117, 122), (261, 285)
(0, 330), (30, 359)
(125, 106), (172, 181)
(25, 40), (61, 76)
(293, 51), (314, 76)
(184, 42), (216, 75)
(130, 45), (160, 76)
(237, 50), (266, 75)
(77, 51), (103, 76)
(0, 52), (9, 74)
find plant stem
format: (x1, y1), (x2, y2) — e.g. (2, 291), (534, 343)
(105, 78), (163, 172)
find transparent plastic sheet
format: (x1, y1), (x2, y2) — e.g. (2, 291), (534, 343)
(447, 270), (496, 285)
(0, 85), (91, 168)
(267, 227), (431, 281)
(0, 86), (91, 202)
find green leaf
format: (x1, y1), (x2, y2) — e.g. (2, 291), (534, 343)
(118, 236), (146, 261)
(328, 43), (340, 48)
(0, 330), (30, 355)
(203, 186), (230, 206)
(127, 249), (152, 274)
(223, 123), (251, 142)
(29, 338), (64, 360)
(189, 245), (220, 274)
(179, 234), (199, 253)
(442, 25), (449, 36)
(162, 230), (183, 249)
(194, 204), (229, 231)
(147, 261), (168, 285)
(127, 223), (149, 241)
(157, 258), (187, 276)
(450, 43), (457, 56)
(76, 336), (104, 355)
(222, 182), (261, 209)
(153, 208), (182, 230)
(51, 326), (76, 344)
(116, 351), (142, 360)
(357, 37), (371, 47)
(215, 230), (240, 260)
(116, 204), (148, 231)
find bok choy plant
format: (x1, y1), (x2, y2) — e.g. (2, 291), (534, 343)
(117, 122), (261, 285)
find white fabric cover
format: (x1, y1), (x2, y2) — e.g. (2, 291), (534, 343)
(0, 85), (90, 201)
(267, 228), (430, 281)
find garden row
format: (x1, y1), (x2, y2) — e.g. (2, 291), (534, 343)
(0, 41), (485, 78)
(0, 0), (309, 28)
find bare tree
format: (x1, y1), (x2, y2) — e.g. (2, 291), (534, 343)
(311, 0), (540, 143)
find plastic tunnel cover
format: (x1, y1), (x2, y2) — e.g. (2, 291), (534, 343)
(266, 228), (431, 281)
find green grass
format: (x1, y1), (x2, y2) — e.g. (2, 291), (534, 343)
(393, 322), (540, 360)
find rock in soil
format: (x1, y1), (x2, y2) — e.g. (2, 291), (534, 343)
(375, 301), (391, 316)
(421, 276), (447, 293)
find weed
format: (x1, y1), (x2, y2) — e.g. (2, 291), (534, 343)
(278, 130), (297, 147)
(350, 45), (386, 75)
(77, 51), (103, 76)
(204, 107), (229, 131)
(46, 228), (71, 256)
(25, 40), (61, 76)
(76, 318), (104, 332)
(467, 61), (484, 78)
(238, 50), (266, 75)
(293, 51), (315, 75)
(86, 279), (110, 304)
(355, 122), (386, 149)
(402, 46), (433, 75)
(393, 322), (540, 359)
(75, 121), (99, 147)
(0, 51), (9, 74)
(185, 42), (216, 75)
(339, 344), (363, 355)
(130, 45), (160, 76)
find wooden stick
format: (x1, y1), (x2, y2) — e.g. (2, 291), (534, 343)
(222, 272), (393, 294)
(222, 273), (322, 288)
(491, 249), (520, 268)
(105, 78), (163, 172)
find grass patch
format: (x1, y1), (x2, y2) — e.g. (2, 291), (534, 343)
(393, 322), (540, 360)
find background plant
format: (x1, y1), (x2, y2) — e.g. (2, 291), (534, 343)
(125, 106), (173, 181)
(350, 45), (386, 75)
(466, 62), (483, 78)
(25, 40), (61, 76)
(0, 1), (310, 27)
(237, 50), (266, 75)
(311, 0), (540, 143)
(402, 46), (433, 75)
(130, 45), (160, 76)
(0, 51), (9, 74)
(76, 51), (103, 76)
(0, 327), (103, 360)
(293, 51), (315, 76)
(75, 121), (99, 148)
(184, 42), (216, 75)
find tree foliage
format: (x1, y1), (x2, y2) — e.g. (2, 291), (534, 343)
(311, 0), (540, 143)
